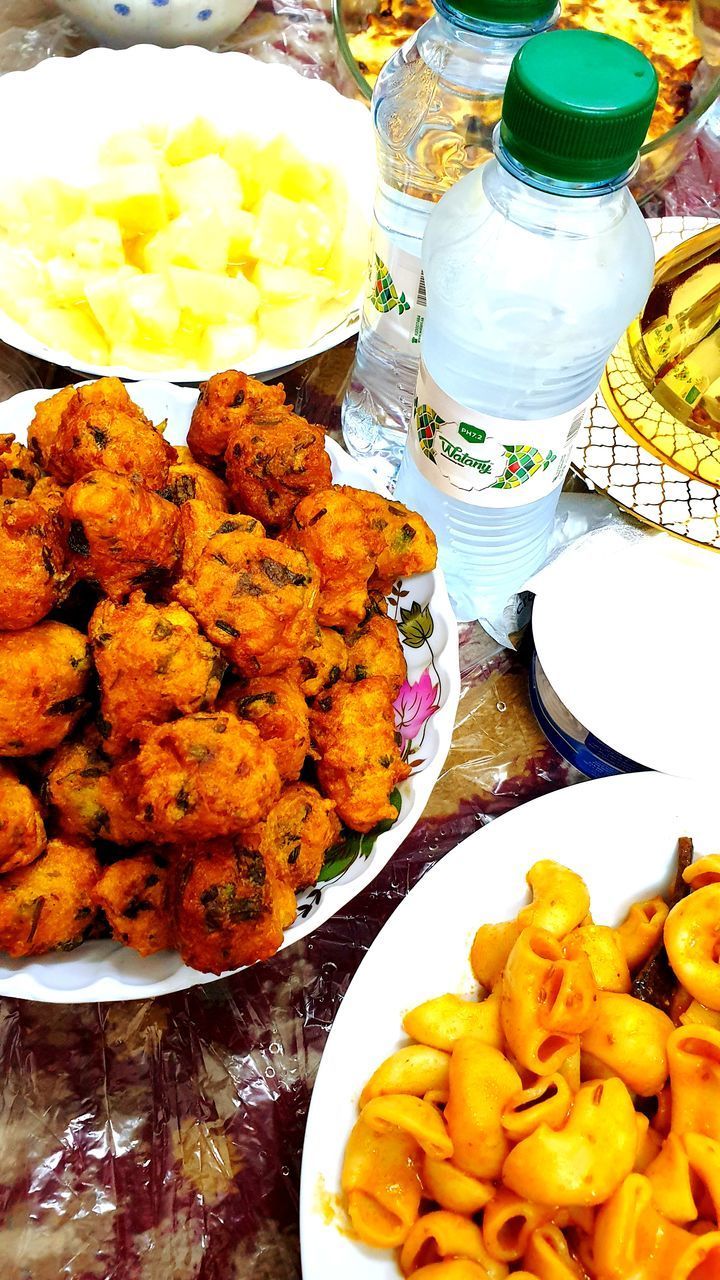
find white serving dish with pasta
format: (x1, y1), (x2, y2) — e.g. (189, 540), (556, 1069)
(300, 770), (719, 1280)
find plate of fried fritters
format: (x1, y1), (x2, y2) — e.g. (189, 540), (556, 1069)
(0, 372), (459, 1001)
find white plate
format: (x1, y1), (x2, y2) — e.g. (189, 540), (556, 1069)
(0, 45), (374, 382)
(300, 770), (713, 1280)
(0, 381), (459, 1002)
(530, 525), (720, 779)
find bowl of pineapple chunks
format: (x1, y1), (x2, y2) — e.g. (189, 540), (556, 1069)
(0, 44), (373, 381)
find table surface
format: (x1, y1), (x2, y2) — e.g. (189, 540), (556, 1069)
(0, 5), (714, 1278)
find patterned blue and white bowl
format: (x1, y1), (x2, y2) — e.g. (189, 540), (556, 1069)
(56, 0), (256, 48)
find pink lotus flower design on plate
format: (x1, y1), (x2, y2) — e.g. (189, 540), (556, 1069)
(394, 668), (440, 751)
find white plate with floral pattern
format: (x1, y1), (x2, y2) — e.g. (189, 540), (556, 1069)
(300, 771), (712, 1280)
(0, 380), (460, 1002)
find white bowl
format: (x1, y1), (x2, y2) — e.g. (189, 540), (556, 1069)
(56, 0), (256, 48)
(0, 45), (374, 382)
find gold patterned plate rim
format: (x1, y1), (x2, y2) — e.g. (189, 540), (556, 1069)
(573, 216), (720, 553)
(602, 221), (720, 489)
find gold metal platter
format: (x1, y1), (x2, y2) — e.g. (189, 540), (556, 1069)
(574, 217), (720, 551)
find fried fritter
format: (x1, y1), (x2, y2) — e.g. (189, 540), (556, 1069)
(27, 385), (75, 469)
(62, 470), (179, 601)
(44, 731), (147, 846)
(260, 782), (340, 891)
(0, 622), (91, 756)
(0, 433), (40, 499)
(89, 593), (225, 755)
(218, 673), (310, 783)
(297, 622), (348, 698)
(224, 410), (332, 530)
(173, 838), (285, 974)
(127, 712), (281, 842)
(350, 490), (438, 588)
(31, 475), (67, 520)
(310, 677), (410, 832)
(0, 838), (100, 957)
(187, 369), (287, 470)
(46, 378), (176, 491)
(164, 446), (230, 510)
(286, 487), (382, 629)
(345, 613), (407, 699)
(0, 494), (67, 630)
(94, 850), (173, 956)
(175, 529), (317, 676)
(0, 764), (46, 874)
(177, 499), (263, 577)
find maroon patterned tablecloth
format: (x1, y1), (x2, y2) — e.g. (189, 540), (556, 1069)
(0, 4), (718, 1276)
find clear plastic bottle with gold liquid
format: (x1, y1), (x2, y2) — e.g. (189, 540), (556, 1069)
(341, 0), (558, 488)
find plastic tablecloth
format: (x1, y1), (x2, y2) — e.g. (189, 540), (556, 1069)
(0, 4), (717, 1276)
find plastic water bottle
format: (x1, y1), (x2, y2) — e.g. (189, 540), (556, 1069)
(341, 0), (559, 487)
(394, 29), (659, 623)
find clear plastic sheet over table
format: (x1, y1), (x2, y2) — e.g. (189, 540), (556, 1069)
(0, 4), (718, 1276)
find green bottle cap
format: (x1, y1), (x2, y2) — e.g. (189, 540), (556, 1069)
(499, 30), (659, 183)
(447, 0), (557, 27)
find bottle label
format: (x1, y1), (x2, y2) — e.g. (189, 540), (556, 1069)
(410, 360), (588, 507)
(364, 217), (426, 352)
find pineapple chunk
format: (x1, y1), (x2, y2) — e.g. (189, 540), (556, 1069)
(46, 258), (100, 307)
(23, 179), (88, 228)
(85, 267), (142, 343)
(163, 156), (242, 217)
(253, 262), (334, 305)
(92, 162), (167, 235)
(144, 209), (230, 275)
(0, 248), (50, 325)
(326, 205), (368, 300)
(125, 274), (180, 345)
(226, 210), (257, 265)
(166, 118), (222, 166)
(258, 297), (321, 349)
(168, 266), (259, 324)
(260, 137), (330, 204)
(58, 215), (129, 272)
(198, 322), (258, 368)
(100, 130), (158, 167)
(30, 306), (109, 364)
(223, 134), (263, 208)
(250, 192), (301, 267)
(285, 201), (335, 272)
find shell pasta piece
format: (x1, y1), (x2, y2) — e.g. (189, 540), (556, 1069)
(444, 1038), (520, 1180)
(502, 1078), (638, 1206)
(342, 1116), (422, 1248)
(664, 886), (720, 1010)
(422, 1156), (494, 1216)
(616, 896), (669, 971)
(470, 921), (521, 990)
(580, 992), (673, 1096)
(500, 928), (596, 1075)
(682, 855), (720, 888)
(403, 991), (502, 1052)
(481, 1189), (549, 1263)
(501, 1074), (572, 1142)
(667, 1025), (720, 1138)
(522, 1224), (585, 1279)
(360, 1095), (453, 1160)
(399, 1212), (509, 1279)
(360, 1046), (450, 1107)
(517, 861), (590, 938)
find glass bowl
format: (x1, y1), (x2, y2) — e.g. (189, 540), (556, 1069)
(332, 0), (720, 203)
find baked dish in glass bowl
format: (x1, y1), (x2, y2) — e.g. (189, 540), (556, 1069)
(333, 0), (720, 202)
